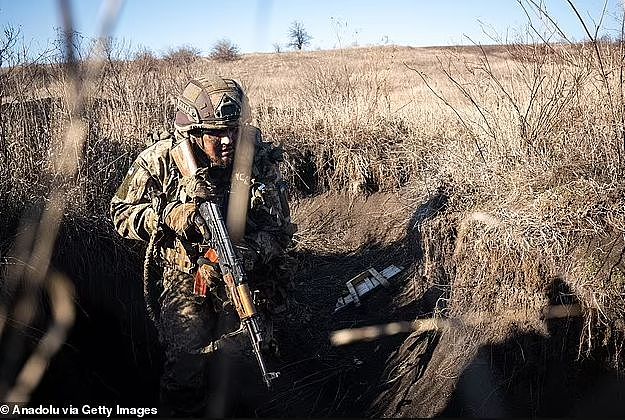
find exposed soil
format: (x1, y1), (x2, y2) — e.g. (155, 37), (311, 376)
(2, 191), (624, 417)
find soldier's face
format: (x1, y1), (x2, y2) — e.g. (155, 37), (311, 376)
(195, 127), (238, 167)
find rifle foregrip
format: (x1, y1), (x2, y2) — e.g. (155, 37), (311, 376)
(237, 284), (257, 318)
(198, 200), (279, 388)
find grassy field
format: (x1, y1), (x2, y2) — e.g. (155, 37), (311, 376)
(1, 28), (625, 414)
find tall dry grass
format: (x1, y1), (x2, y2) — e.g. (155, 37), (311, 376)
(1, 3), (624, 371)
(407, 37), (625, 369)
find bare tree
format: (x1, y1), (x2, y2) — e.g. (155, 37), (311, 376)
(162, 44), (200, 65)
(0, 25), (20, 68)
(288, 21), (312, 50)
(210, 38), (241, 61)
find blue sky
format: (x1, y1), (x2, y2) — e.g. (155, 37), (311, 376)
(0, 0), (622, 57)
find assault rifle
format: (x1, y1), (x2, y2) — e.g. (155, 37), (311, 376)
(195, 200), (280, 389)
(171, 133), (280, 389)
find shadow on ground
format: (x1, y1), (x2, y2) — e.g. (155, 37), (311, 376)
(439, 316), (625, 418)
(2, 189), (623, 417)
(6, 191), (430, 417)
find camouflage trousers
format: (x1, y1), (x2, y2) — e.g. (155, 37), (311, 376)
(156, 267), (213, 416)
(157, 267), (248, 417)
(155, 257), (294, 416)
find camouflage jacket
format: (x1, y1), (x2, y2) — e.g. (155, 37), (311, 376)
(110, 125), (296, 273)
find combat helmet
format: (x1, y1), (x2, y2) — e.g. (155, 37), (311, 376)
(174, 75), (250, 134)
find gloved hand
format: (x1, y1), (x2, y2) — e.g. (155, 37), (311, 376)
(195, 261), (222, 296)
(164, 202), (198, 237)
(180, 168), (217, 201)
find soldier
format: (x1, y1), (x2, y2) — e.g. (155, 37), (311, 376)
(110, 75), (296, 416)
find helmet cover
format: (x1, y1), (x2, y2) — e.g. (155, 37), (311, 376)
(174, 75), (250, 133)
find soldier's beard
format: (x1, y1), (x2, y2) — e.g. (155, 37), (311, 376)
(214, 157), (233, 167)
(200, 140), (234, 168)
(217, 144), (234, 167)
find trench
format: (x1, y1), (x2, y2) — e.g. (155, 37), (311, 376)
(1, 190), (624, 417)
(0, 191), (422, 417)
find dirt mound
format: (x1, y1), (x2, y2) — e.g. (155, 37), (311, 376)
(372, 186), (625, 417)
(4, 189), (624, 417)
(291, 191), (415, 254)
(254, 191), (423, 416)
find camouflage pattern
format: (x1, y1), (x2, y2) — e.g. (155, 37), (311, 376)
(174, 76), (251, 133)
(110, 125), (296, 273)
(110, 123), (295, 414)
(158, 267), (216, 416)
(157, 266), (248, 416)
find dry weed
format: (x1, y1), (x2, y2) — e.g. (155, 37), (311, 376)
(1, 7), (625, 408)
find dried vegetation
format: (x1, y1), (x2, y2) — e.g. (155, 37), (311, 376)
(1, 1), (625, 414)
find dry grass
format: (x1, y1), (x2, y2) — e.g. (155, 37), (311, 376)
(2, 35), (624, 334)
(2, 11), (625, 412)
